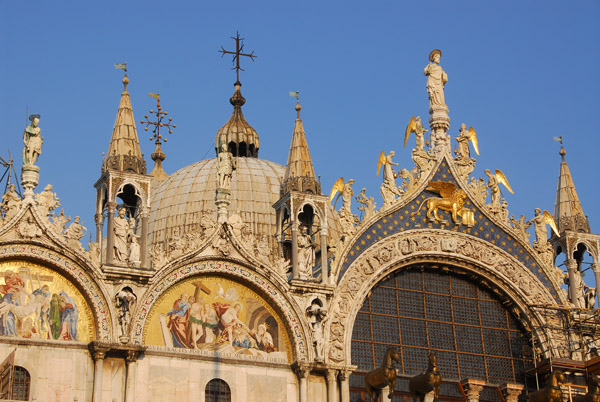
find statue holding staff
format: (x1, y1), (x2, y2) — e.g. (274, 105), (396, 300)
(23, 114), (43, 166)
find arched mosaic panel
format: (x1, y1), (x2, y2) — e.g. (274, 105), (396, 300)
(350, 265), (532, 399)
(143, 275), (292, 362)
(0, 260), (95, 342)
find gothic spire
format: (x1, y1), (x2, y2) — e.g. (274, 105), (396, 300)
(553, 146), (590, 233)
(103, 73), (146, 174)
(281, 99), (320, 195)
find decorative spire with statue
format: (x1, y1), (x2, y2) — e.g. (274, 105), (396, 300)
(21, 114), (43, 201)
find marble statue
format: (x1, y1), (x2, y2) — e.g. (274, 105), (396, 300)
(23, 114), (43, 166)
(255, 235), (272, 264)
(356, 188), (377, 222)
(128, 235), (141, 266)
(217, 143), (236, 190)
(297, 225), (315, 280)
(485, 169), (513, 207)
(115, 288), (136, 340)
(510, 215), (531, 242)
(338, 179), (359, 238)
(113, 208), (130, 262)
(306, 299), (328, 361)
(19, 216), (42, 239)
(377, 151), (401, 207)
(1, 184), (22, 221)
(51, 209), (70, 235)
(529, 208), (552, 246)
(65, 216), (87, 251)
(424, 49), (448, 108)
(35, 184), (60, 218)
(87, 239), (101, 266)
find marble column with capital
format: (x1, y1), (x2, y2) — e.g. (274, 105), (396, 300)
(339, 370), (350, 402)
(566, 259), (581, 307)
(320, 226), (329, 285)
(326, 369), (338, 402)
(105, 202), (116, 265)
(291, 224), (299, 280)
(125, 351), (138, 402)
(592, 263), (600, 308)
(461, 379), (486, 402)
(297, 367), (309, 402)
(92, 350), (107, 402)
(501, 383), (524, 402)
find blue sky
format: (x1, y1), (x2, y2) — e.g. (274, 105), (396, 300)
(1, 1), (599, 274)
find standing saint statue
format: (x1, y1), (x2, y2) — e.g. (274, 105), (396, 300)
(297, 225), (316, 280)
(424, 49), (448, 108)
(216, 143), (236, 190)
(23, 114), (43, 166)
(113, 208), (130, 262)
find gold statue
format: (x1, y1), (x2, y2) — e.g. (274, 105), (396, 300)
(404, 116), (429, 150)
(528, 370), (566, 402)
(328, 177), (345, 204)
(377, 151), (402, 207)
(364, 348), (401, 402)
(485, 169), (514, 206)
(409, 352), (442, 402)
(411, 181), (473, 226)
(455, 124), (479, 158)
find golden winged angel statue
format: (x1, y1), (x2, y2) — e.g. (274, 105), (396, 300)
(404, 116), (428, 150)
(485, 169), (513, 206)
(455, 124), (479, 159)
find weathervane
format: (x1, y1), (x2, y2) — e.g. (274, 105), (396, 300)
(140, 93), (176, 146)
(219, 31), (257, 82)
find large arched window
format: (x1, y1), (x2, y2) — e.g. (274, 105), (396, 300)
(205, 378), (231, 402)
(350, 265), (533, 401)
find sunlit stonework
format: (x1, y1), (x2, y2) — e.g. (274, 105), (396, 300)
(0, 44), (598, 402)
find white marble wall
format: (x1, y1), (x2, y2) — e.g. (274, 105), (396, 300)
(0, 344), (93, 402)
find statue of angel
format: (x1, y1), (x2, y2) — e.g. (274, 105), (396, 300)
(455, 124), (479, 160)
(404, 116), (428, 152)
(329, 178), (358, 238)
(377, 151), (401, 207)
(528, 208), (559, 247)
(484, 169), (514, 206)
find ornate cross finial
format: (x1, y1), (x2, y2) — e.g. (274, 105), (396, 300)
(140, 93), (176, 145)
(219, 31), (257, 82)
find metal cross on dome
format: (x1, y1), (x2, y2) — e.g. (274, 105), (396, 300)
(219, 31), (257, 82)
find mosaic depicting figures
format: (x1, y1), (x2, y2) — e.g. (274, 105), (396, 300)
(144, 276), (291, 362)
(0, 261), (94, 342)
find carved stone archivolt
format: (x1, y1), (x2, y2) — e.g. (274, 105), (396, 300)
(131, 259), (309, 361)
(325, 229), (566, 364)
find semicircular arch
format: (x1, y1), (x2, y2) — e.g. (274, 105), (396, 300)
(0, 243), (113, 341)
(326, 229), (564, 365)
(131, 259), (309, 362)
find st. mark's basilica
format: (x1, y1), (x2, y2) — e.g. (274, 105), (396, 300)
(0, 42), (599, 402)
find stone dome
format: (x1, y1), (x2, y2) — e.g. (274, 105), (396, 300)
(149, 157), (284, 247)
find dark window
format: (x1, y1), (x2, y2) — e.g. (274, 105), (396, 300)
(350, 265), (532, 401)
(205, 378), (231, 402)
(11, 366), (30, 401)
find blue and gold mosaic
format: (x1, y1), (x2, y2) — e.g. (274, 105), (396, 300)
(337, 160), (558, 300)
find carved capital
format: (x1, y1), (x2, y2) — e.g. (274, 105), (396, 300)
(461, 379), (486, 402)
(106, 201), (117, 213)
(500, 383), (524, 402)
(326, 369), (338, 382)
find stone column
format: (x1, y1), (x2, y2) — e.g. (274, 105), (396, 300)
(592, 263), (600, 308)
(21, 165), (40, 202)
(291, 224), (299, 280)
(140, 207), (149, 268)
(326, 369), (338, 402)
(105, 202), (116, 265)
(501, 383), (524, 402)
(215, 189), (230, 224)
(92, 350), (107, 402)
(566, 259), (581, 307)
(296, 366), (309, 402)
(125, 351), (138, 402)
(339, 370), (350, 402)
(320, 225), (329, 285)
(94, 213), (103, 244)
(461, 379), (486, 402)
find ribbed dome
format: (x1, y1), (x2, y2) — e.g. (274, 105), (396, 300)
(149, 158), (284, 248)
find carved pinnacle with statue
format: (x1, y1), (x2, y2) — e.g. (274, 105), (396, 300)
(329, 177), (359, 238)
(377, 150), (403, 208)
(424, 49), (450, 152)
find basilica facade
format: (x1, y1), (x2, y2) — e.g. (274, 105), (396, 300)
(0, 49), (598, 402)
